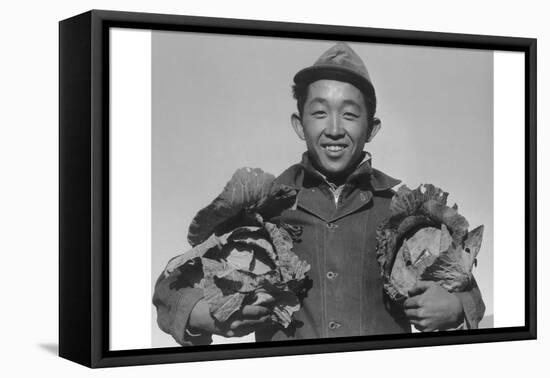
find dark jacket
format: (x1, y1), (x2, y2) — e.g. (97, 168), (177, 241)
(153, 153), (485, 345)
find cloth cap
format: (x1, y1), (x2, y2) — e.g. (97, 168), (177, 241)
(293, 42), (376, 115)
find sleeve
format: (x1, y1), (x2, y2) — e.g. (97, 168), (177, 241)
(152, 262), (213, 346)
(454, 276), (486, 329)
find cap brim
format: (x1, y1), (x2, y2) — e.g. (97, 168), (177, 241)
(293, 65), (376, 102)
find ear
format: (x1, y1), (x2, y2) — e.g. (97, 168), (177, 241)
(366, 117), (381, 142)
(291, 113), (306, 141)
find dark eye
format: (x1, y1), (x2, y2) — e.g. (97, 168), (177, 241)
(311, 111), (327, 118)
(343, 112), (359, 120)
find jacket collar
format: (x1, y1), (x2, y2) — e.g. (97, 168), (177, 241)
(296, 151), (400, 192)
(271, 152), (400, 222)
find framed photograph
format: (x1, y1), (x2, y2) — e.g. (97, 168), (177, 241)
(59, 10), (536, 368)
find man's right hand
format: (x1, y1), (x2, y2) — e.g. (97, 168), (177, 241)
(188, 298), (274, 337)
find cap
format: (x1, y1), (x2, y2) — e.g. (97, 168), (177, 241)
(293, 42), (376, 114)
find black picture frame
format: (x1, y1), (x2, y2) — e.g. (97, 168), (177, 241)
(59, 9), (537, 368)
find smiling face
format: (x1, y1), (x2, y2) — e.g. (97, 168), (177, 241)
(292, 79), (378, 181)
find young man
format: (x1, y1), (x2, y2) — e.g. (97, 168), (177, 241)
(153, 43), (485, 345)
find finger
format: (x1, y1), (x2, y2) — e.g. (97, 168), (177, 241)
(225, 326), (255, 338)
(416, 280), (436, 289)
(404, 308), (420, 320)
(403, 296), (421, 309)
(241, 305), (271, 318)
(251, 292), (275, 306)
(229, 315), (271, 330)
(408, 280), (433, 297)
(415, 321), (434, 332)
(410, 321), (426, 332)
(410, 317), (430, 328)
(236, 316), (272, 328)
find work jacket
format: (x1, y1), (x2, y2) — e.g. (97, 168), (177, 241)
(153, 152), (485, 345)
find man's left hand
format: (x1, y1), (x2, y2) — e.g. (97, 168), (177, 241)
(403, 280), (464, 332)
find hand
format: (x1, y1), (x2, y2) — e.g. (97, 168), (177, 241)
(403, 281), (464, 332)
(188, 298), (274, 337)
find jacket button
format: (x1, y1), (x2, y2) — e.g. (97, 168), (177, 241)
(328, 321), (341, 330)
(326, 222), (337, 229)
(326, 271), (338, 280)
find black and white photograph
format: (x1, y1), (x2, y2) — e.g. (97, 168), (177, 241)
(147, 33), (495, 347)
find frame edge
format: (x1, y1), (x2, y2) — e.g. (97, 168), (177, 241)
(59, 11), (94, 368)
(61, 9), (538, 368)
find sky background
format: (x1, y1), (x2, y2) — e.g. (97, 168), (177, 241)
(151, 31), (494, 347)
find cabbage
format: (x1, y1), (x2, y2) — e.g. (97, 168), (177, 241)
(187, 167), (298, 247)
(163, 168), (310, 328)
(376, 184), (484, 302)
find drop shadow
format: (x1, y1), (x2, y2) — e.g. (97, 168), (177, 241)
(38, 343), (58, 355)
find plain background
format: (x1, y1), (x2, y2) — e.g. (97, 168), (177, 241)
(0, 0), (547, 376)
(151, 32), (494, 347)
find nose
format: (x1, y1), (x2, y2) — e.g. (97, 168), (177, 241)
(324, 114), (345, 138)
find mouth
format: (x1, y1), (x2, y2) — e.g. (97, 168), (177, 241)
(321, 143), (348, 155)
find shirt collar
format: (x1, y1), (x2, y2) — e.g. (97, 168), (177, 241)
(299, 151), (400, 192)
